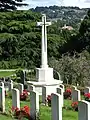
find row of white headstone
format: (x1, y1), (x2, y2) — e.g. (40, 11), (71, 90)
(0, 86), (90, 120)
(0, 80), (24, 94)
(72, 85), (90, 94)
(1, 80), (90, 120)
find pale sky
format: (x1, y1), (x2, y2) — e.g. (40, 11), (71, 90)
(18, 0), (90, 10)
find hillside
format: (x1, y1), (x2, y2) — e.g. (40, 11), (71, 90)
(30, 6), (89, 29)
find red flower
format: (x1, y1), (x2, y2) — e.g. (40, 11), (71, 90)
(12, 106), (19, 112)
(84, 93), (90, 98)
(71, 102), (78, 111)
(20, 90), (28, 101)
(21, 105), (30, 117)
(12, 105), (30, 119)
(71, 102), (78, 107)
(66, 88), (72, 94)
(47, 95), (51, 101)
(46, 95), (51, 106)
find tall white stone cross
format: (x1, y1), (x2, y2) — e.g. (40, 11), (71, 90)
(37, 14), (51, 68)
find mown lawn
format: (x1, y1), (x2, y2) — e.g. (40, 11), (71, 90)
(0, 97), (78, 120)
(0, 71), (15, 77)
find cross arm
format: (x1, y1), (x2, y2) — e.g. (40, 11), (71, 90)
(37, 22), (43, 26)
(46, 22), (52, 26)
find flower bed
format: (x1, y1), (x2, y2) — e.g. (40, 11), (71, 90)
(12, 105), (30, 119)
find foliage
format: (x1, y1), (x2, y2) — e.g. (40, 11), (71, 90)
(15, 69), (22, 77)
(49, 51), (90, 86)
(0, 10), (41, 69)
(61, 9), (90, 53)
(0, 0), (28, 11)
(0, 10), (70, 69)
(79, 9), (90, 52)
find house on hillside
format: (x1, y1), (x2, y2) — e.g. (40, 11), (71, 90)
(62, 24), (73, 30)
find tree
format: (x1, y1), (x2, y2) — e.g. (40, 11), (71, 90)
(0, 0), (28, 11)
(49, 51), (90, 86)
(78, 9), (90, 52)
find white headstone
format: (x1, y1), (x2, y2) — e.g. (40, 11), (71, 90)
(59, 84), (64, 92)
(30, 91), (39, 119)
(0, 86), (5, 112)
(78, 100), (90, 120)
(72, 89), (81, 102)
(18, 83), (24, 94)
(72, 86), (77, 98)
(57, 87), (63, 107)
(28, 85), (35, 92)
(12, 88), (20, 109)
(42, 86), (57, 104)
(84, 87), (90, 94)
(51, 93), (62, 120)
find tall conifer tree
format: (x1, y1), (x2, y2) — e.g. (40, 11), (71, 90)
(0, 0), (28, 11)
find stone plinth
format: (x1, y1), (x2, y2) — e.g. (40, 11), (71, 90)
(36, 67), (53, 82)
(27, 80), (63, 95)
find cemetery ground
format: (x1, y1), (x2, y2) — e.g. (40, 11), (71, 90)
(0, 71), (15, 77)
(0, 96), (78, 120)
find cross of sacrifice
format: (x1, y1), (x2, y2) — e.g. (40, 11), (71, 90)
(37, 14), (51, 68)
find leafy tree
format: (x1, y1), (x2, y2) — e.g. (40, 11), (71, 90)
(49, 51), (90, 86)
(0, 0), (28, 11)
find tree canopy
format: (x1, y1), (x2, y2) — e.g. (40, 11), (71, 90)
(0, 0), (28, 11)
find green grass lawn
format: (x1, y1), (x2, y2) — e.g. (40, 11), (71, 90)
(0, 97), (78, 120)
(0, 71), (15, 77)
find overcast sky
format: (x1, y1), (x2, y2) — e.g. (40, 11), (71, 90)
(18, 0), (90, 10)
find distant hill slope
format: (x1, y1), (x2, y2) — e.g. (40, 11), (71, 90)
(30, 6), (89, 28)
